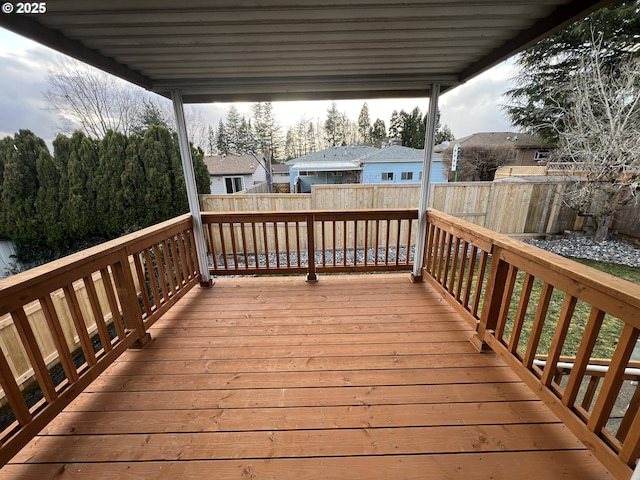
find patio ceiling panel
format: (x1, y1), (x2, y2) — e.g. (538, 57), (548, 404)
(0, 0), (614, 103)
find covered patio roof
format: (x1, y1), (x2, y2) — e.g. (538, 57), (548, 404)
(0, 0), (614, 103)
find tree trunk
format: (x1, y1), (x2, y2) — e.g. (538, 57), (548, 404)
(594, 212), (614, 242)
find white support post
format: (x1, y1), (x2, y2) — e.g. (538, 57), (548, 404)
(411, 84), (440, 282)
(171, 90), (213, 287)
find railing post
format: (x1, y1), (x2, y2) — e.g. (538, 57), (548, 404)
(306, 213), (318, 282)
(470, 245), (508, 352)
(112, 252), (152, 349)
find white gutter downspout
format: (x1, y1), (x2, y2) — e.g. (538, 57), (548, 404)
(171, 90), (213, 287)
(412, 84), (440, 282)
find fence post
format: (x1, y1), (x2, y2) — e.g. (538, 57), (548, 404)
(112, 251), (152, 349)
(306, 214), (318, 282)
(470, 245), (508, 352)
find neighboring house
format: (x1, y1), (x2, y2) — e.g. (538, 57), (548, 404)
(287, 146), (376, 193)
(271, 163), (291, 193)
(361, 145), (447, 184)
(449, 132), (554, 166)
(287, 145), (446, 193)
(204, 154), (268, 194)
(0, 238), (18, 279)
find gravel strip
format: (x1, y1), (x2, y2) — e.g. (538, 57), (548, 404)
(524, 236), (640, 268)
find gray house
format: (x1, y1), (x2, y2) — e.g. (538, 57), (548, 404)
(287, 145), (446, 193)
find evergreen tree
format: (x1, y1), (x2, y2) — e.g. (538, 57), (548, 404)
(206, 125), (216, 155)
(225, 105), (243, 153)
(0, 130), (44, 244)
(96, 130), (128, 236)
(216, 119), (229, 155)
(191, 145), (211, 194)
(139, 126), (175, 225)
(399, 108), (426, 149)
(504, 0), (640, 143)
(357, 102), (372, 145)
(132, 99), (169, 136)
(435, 125), (455, 145)
(121, 133), (148, 230)
(388, 110), (402, 140)
(66, 131), (98, 239)
(324, 102), (347, 147)
(371, 119), (387, 147)
(35, 141), (64, 246)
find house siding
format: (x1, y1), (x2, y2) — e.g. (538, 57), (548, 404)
(210, 174), (254, 194)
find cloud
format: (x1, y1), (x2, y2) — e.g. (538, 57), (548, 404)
(0, 47), (62, 146)
(440, 61), (518, 138)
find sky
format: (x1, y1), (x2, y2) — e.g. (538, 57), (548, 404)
(0, 27), (518, 149)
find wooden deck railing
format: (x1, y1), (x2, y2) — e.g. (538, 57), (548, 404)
(202, 209), (418, 280)
(0, 214), (200, 465)
(421, 209), (640, 480)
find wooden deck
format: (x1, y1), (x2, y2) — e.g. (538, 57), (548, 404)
(1, 274), (612, 479)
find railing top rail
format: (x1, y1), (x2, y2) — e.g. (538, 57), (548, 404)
(427, 208), (640, 316)
(202, 208), (419, 222)
(0, 214), (193, 313)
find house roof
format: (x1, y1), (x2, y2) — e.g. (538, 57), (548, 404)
(204, 154), (261, 176)
(291, 161), (363, 172)
(0, 1), (613, 103)
(286, 146), (378, 165)
(452, 132), (551, 149)
(271, 163), (290, 175)
(363, 145), (425, 163)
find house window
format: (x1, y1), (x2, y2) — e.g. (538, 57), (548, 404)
(401, 172), (413, 180)
(224, 177), (244, 193)
(299, 171), (317, 176)
(381, 172), (394, 181)
(332, 171), (343, 177)
(534, 149), (551, 161)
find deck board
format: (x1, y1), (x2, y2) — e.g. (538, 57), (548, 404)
(1, 274), (613, 479)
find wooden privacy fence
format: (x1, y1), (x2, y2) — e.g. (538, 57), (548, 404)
(421, 209), (640, 480)
(0, 214), (200, 465)
(200, 181), (578, 235)
(201, 209), (418, 279)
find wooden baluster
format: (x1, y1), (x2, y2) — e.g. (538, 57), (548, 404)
(133, 254), (152, 316)
(284, 221), (291, 268)
(251, 222), (259, 269)
(83, 276), (113, 353)
(436, 231), (448, 283)
(168, 236), (184, 288)
(471, 245), (506, 352)
(186, 228), (200, 277)
(374, 219), (380, 267)
(0, 346), (31, 425)
(384, 219), (390, 265)
(507, 273), (535, 354)
(240, 223), (249, 269)
(470, 249), (489, 319)
(425, 223), (436, 275)
(541, 295), (578, 387)
(262, 222), (270, 269)
(207, 224), (219, 271)
(295, 222), (301, 267)
(495, 264), (519, 341)
(306, 214), (317, 282)
(155, 243), (171, 301)
(364, 219), (370, 266)
(229, 222), (239, 271)
(619, 383), (640, 465)
(273, 221), (281, 268)
(11, 308), (57, 403)
(40, 295), (78, 383)
(343, 220), (348, 266)
(581, 375), (600, 411)
(63, 284), (97, 366)
(394, 219), (401, 266)
(588, 323), (639, 435)
(448, 237), (461, 293)
(462, 244), (477, 310)
(142, 248), (161, 310)
(455, 241), (469, 301)
(405, 217), (413, 266)
(523, 282), (554, 370)
(219, 223), (229, 270)
(563, 308), (606, 407)
(112, 252), (152, 349)
(176, 231), (191, 282)
(100, 267), (126, 341)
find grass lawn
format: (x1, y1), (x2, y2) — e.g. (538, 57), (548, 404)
(500, 257), (638, 360)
